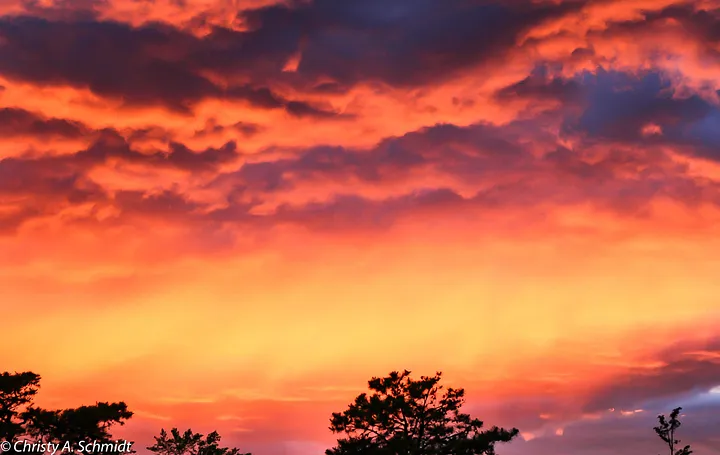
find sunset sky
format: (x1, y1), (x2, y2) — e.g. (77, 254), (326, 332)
(1, 0), (720, 454)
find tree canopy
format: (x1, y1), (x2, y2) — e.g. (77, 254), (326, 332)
(147, 428), (251, 455)
(0, 372), (41, 443)
(326, 370), (519, 455)
(4, 369), (702, 455)
(0, 371), (133, 453)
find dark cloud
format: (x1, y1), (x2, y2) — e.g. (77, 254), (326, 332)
(495, 66), (583, 103)
(0, 132), (242, 233)
(65, 129), (240, 171)
(2, 0), (717, 116)
(226, 85), (349, 118)
(170, 120), (720, 234)
(224, 84), (284, 109)
(567, 72), (711, 140)
(0, 152), (106, 200)
(582, 338), (720, 413)
(503, 400), (720, 455)
(0, 16), (216, 111)
(595, 3), (720, 47)
(496, 67), (720, 160)
(475, 340), (720, 455)
(267, 188), (467, 231)
(125, 126), (174, 143)
(193, 121), (263, 139)
(19, 0), (103, 21)
(284, 100), (350, 119)
(670, 5), (720, 44)
(161, 141), (238, 171)
(232, 122), (262, 137)
(0, 156), (107, 232)
(268, 0), (584, 87)
(0, 207), (43, 234)
(501, 69), (713, 142)
(212, 120), (715, 214)
(0, 16), (345, 116)
(4, 112), (720, 236)
(682, 109), (720, 153)
(0, 0), (585, 110)
(0, 107), (91, 139)
(213, 140), (428, 192)
(213, 123), (528, 194)
(112, 189), (203, 220)
(567, 70), (720, 161)
(583, 358), (720, 414)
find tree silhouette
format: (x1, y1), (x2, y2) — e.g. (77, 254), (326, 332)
(0, 372), (40, 443)
(23, 402), (134, 452)
(654, 407), (692, 455)
(326, 370), (519, 455)
(0, 371), (133, 453)
(147, 428), (251, 455)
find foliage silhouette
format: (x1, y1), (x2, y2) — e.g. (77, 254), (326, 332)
(325, 370), (519, 455)
(23, 402), (133, 451)
(0, 372), (40, 443)
(147, 428), (251, 455)
(0, 371), (133, 454)
(9, 369), (701, 455)
(654, 407), (692, 455)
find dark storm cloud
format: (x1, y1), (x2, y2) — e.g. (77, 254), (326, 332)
(284, 100), (352, 119)
(4, 113), (720, 235)
(0, 16), (216, 111)
(0, 155), (107, 233)
(504, 400), (720, 455)
(125, 126), (175, 143)
(0, 120), (530, 232)
(225, 85), (349, 118)
(19, 0), (103, 21)
(209, 122), (528, 195)
(594, 3), (720, 46)
(0, 158), (101, 199)
(0, 16), (345, 115)
(72, 129), (240, 171)
(224, 85), (286, 109)
(566, 72), (712, 141)
(583, 359), (720, 414)
(267, 188), (467, 231)
(0, 107), (91, 139)
(193, 121), (263, 139)
(487, 340), (720, 455)
(112, 189), (204, 220)
(496, 67), (720, 160)
(0, 130), (240, 195)
(0, 132), (240, 232)
(0, 207), (42, 234)
(161, 141), (239, 171)
(202, 120), (720, 224)
(0, 0), (585, 109)
(582, 338), (720, 413)
(214, 120), (655, 197)
(568, 70), (720, 160)
(495, 66), (583, 103)
(201, 187), (468, 231)
(3, 0), (718, 114)
(246, 0), (585, 87)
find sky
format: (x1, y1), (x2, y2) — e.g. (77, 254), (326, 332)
(1, 0), (720, 454)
